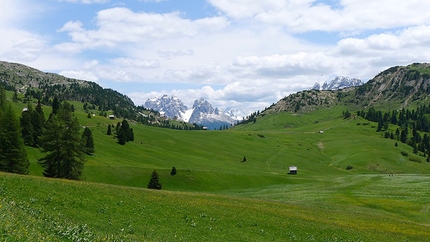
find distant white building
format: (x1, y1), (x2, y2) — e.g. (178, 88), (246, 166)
(289, 166), (297, 175)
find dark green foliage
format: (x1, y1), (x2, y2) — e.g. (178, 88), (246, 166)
(52, 96), (60, 114)
(20, 108), (34, 146)
(346, 165), (353, 170)
(242, 156), (247, 163)
(0, 97), (29, 174)
(31, 106), (44, 146)
(82, 127), (95, 155)
(38, 101), (85, 180)
(107, 124), (112, 135)
(343, 110), (351, 119)
(117, 129), (126, 145)
(147, 170), (162, 190)
(116, 119), (134, 144)
(170, 166), (177, 176)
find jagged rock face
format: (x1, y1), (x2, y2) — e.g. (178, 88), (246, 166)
(144, 95), (188, 119)
(144, 96), (240, 129)
(189, 98), (235, 129)
(312, 76), (363, 91)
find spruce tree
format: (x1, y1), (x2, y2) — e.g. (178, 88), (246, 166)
(52, 96), (60, 114)
(170, 166), (177, 176)
(31, 108), (44, 146)
(38, 101), (85, 180)
(148, 170), (162, 190)
(82, 127), (95, 155)
(117, 129), (126, 145)
(20, 108), (34, 146)
(0, 102), (29, 174)
(107, 124), (112, 135)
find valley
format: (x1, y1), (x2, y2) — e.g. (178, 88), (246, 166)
(1, 62), (430, 241)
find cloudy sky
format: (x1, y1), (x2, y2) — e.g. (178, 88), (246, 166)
(1, 0), (430, 114)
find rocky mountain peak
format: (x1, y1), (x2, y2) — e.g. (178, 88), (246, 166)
(312, 76), (363, 91)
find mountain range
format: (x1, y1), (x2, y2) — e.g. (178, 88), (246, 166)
(144, 95), (245, 129)
(264, 63), (430, 114)
(311, 76), (363, 91)
(2, 60), (430, 129)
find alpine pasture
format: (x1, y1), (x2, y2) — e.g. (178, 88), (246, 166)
(2, 101), (430, 241)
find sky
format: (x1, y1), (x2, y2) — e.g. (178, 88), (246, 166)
(1, 0), (430, 114)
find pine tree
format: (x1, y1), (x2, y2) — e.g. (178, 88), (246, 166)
(107, 124), (112, 135)
(170, 166), (177, 176)
(147, 170), (162, 190)
(117, 129), (126, 145)
(31, 108), (44, 146)
(38, 115), (62, 177)
(20, 108), (34, 146)
(0, 102), (29, 174)
(82, 127), (95, 155)
(38, 101), (85, 180)
(52, 96), (60, 114)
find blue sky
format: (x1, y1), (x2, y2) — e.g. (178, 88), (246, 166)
(1, 0), (430, 114)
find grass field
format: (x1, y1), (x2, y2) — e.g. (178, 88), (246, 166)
(2, 99), (430, 240)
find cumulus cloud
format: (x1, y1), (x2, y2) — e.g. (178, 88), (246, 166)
(111, 58), (160, 69)
(55, 7), (229, 53)
(209, 0), (430, 32)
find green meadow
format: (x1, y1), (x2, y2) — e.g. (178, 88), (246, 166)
(2, 101), (430, 241)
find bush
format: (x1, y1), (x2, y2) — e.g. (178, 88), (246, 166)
(170, 166), (177, 176)
(147, 170), (162, 190)
(409, 156), (422, 163)
(401, 151), (409, 157)
(346, 165), (353, 170)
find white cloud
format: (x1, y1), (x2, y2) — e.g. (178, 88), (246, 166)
(59, 0), (110, 4)
(111, 58), (160, 69)
(59, 70), (99, 82)
(55, 7), (230, 53)
(209, 0), (430, 32)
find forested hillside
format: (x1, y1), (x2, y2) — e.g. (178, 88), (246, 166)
(0, 61), (136, 119)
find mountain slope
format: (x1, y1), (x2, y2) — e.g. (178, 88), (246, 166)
(0, 61), (137, 118)
(263, 63), (430, 115)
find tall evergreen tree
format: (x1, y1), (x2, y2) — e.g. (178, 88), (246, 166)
(117, 129), (126, 145)
(107, 124), (112, 135)
(0, 102), (29, 174)
(38, 101), (85, 180)
(20, 108), (34, 146)
(52, 96), (60, 115)
(147, 170), (162, 190)
(38, 115), (62, 177)
(31, 108), (44, 146)
(82, 127), (95, 155)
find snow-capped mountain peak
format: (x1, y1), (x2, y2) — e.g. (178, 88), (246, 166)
(312, 76), (363, 91)
(144, 95), (242, 129)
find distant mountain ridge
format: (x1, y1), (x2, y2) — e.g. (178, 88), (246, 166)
(312, 76), (363, 91)
(0, 60), (136, 118)
(264, 63), (430, 115)
(144, 95), (242, 129)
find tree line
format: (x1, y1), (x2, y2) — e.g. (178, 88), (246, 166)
(0, 85), (94, 179)
(359, 105), (430, 161)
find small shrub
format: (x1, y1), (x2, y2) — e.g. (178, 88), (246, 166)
(346, 165), (353, 170)
(401, 151), (409, 157)
(257, 134), (265, 138)
(409, 156), (422, 163)
(170, 166), (177, 176)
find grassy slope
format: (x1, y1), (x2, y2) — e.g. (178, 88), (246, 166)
(3, 99), (430, 240)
